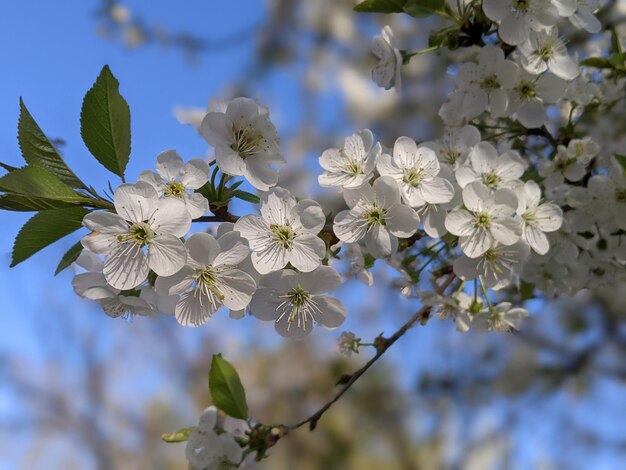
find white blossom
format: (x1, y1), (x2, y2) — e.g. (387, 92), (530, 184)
(518, 28), (579, 80)
(250, 266), (346, 339)
(377, 136), (454, 207)
(200, 97), (284, 190)
(507, 71), (566, 128)
(138, 149), (210, 219)
(81, 182), (191, 290)
(455, 142), (527, 190)
(318, 129), (381, 189)
(482, 0), (560, 45)
(445, 182), (521, 258)
(155, 232), (256, 327)
(235, 187), (326, 274)
(333, 176), (420, 258)
(371, 25), (402, 90)
(186, 407), (243, 470)
(516, 180), (563, 254)
(474, 302), (529, 331)
(422, 125), (481, 169)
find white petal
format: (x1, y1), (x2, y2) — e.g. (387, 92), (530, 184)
(364, 226), (397, 258)
(152, 197), (192, 238)
(462, 182), (490, 212)
(333, 209), (368, 243)
(185, 192), (209, 219)
(517, 101), (546, 129)
(534, 203), (563, 231)
(386, 205), (419, 238)
(260, 187), (297, 225)
(453, 256), (479, 281)
(181, 158), (210, 189)
(175, 291), (216, 327)
(103, 242), (150, 290)
(251, 242), (289, 274)
(218, 268), (257, 310)
(249, 288), (282, 321)
(445, 209), (475, 237)
(185, 232), (220, 268)
(275, 310), (313, 339)
(499, 14), (530, 46)
(288, 234), (325, 272)
(312, 295), (346, 329)
(524, 225), (550, 254)
(300, 265), (341, 294)
(243, 157), (279, 191)
(295, 199), (325, 233)
(419, 177), (455, 204)
(213, 237), (250, 267)
(460, 229), (493, 258)
(147, 233), (187, 276)
(235, 214), (271, 248)
(156, 150), (184, 181)
(548, 54), (579, 80)
(114, 182), (158, 223)
(259, 269), (298, 291)
(373, 176), (401, 208)
(200, 112), (233, 148)
(483, 0), (510, 21)
(393, 136), (418, 168)
(155, 267), (196, 295)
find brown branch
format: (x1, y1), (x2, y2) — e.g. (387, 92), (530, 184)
(282, 273), (457, 434)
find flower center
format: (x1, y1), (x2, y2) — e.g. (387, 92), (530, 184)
(517, 81), (536, 99)
(441, 150), (460, 165)
(522, 210), (537, 225)
(164, 180), (185, 198)
(277, 285), (320, 329)
(403, 167), (425, 187)
(118, 222), (154, 246)
(475, 212), (491, 228)
(514, 0), (530, 12)
(340, 149), (364, 176)
(480, 74), (500, 91)
(482, 172), (501, 189)
(364, 206), (387, 227)
(231, 124), (265, 159)
(270, 224), (297, 248)
(195, 266), (225, 304)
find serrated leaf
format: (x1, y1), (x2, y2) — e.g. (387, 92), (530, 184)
(55, 241), (84, 275)
(0, 161), (18, 172)
(161, 426), (196, 443)
(18, 98), (85, 188)
(11, 207), (89, 267)
(0, 165), (86, 203)
(209, 354), (248, 420)
(232, 190), (260, 204)
(0, 194), (76, 212)
(354, 0), (408, 13)
(580, 57), (613, 69)
(404, 0), (446, 18)
(80, 65), (131, 178)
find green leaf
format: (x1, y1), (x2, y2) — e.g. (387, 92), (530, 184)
(232, 190), (260, 204)
(580, 57), (613, 69)
(519, 280), (535, 301)
(404, 0), (447, 18)
(354, 0), (408, 13)
(611, 26), (623, 55)
(80, 65), (131, 178)
(0, 165), (86, 203)
(18, 98), (85, 188)
(0, 161), (18, 172)
(615, 154), (626, 173)
(11, 207), (89, 267)
(0, 194), (76, 212)
(209, 354), (248, 420)
(55, 241), (84, 275)
(161, 426), (196, 443)
(609, 53), (626, 70)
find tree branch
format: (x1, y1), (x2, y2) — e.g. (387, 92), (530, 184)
(283, 273), (457, 434)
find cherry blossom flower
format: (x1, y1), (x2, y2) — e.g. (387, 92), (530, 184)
(456, 45), (520, 119)
(377, 136), (455, 207)
(507, 71), (566, 128)
(235, 187), (326, 274)
(249, 266), (346, 339)
(155, 232), (256, 327)
(483, 0), (560, 46)
(422, 125), (481, 169)
(371, 25), (402, 90)
(421, 290), (473, 332)
(318, 129), (381, 189)
(516, 180), (563, 254)
(333, 176), (420, 258)
(518, 28), (579, 80)
(200, 97), (284, 190)
(474, 302), (529, 331)
(455, 142), (527, 190)
(138, 149), (210, 218)
(453, 241), (530, 289)
(186, 407), (243, 470)
(445, 182), (522, 258)
(81, 182), (191, 290)
(568, 0), (602, 33)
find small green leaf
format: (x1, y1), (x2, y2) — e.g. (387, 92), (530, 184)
(232, 190), (260, 204)
(80, 65), (131, 178)
(55, 241), (84, 275)
(161, 426), (196, 443)
(0, 194), (76, 212)
(18, 98), (85, 188)
(11, 207), (89, 267)
(519, 280), (535, 301)
(354, 0), (408, 13)
(0, 165), (86, 203)
(615, 154), (626, 173)
(580, 57), (613, 69)
(0, 161), (18, 172)
(209, 354), (248, 420)
(611, 26), (623, 55)
(404, 0), (446, 18)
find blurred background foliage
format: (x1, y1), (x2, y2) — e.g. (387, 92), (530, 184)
(1, 1), (626, 468)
